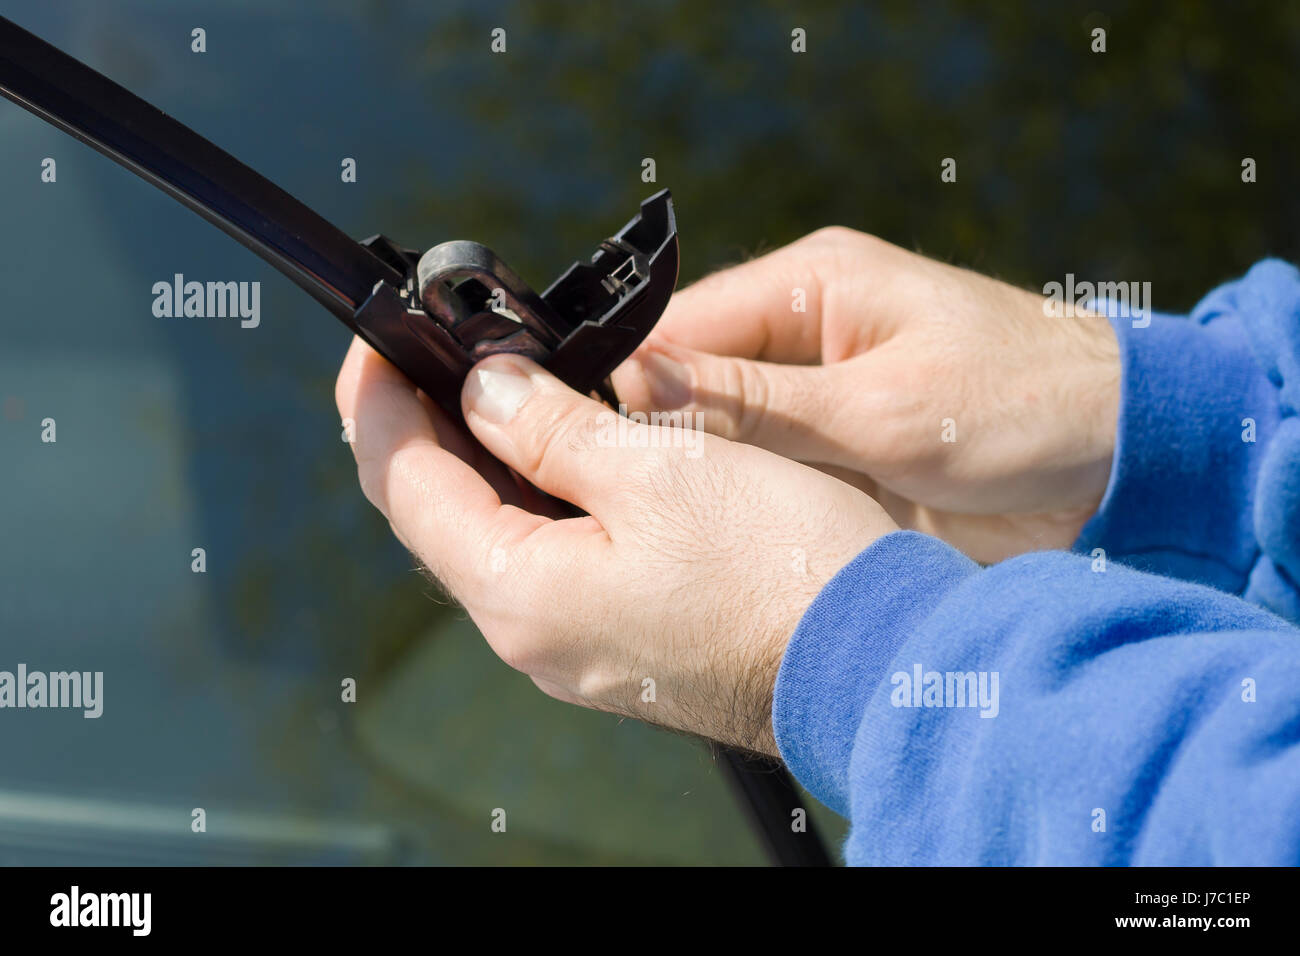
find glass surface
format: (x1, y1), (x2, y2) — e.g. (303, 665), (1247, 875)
(1, 0), (1294, 864)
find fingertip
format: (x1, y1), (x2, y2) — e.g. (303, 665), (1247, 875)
(335, 335), (369, 415)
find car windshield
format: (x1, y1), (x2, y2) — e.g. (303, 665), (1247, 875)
(2, 0), (1292, 865)
(0, 0), (845, 865)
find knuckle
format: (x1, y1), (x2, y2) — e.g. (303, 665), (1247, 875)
(801, 225), (889, 265)
(802, 224), (861, 248)
(696, 358), (755, 442)
(482, 569), (570, 678)
(470, 518), (572, 634)
(470, 579), (550, 676)
(489, 629), (537, 676)
(731, 360), (772, 442)
(517, 398), (599, 480)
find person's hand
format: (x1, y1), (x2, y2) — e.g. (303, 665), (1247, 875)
(335, 338), (896, 755)
(612, 228), (1121, 563)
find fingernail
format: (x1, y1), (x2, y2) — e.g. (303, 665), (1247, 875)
(465, 362), (534, 424)
(641, 350), (692, 409)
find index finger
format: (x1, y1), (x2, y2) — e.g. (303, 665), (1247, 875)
(646, 228), (848, 364)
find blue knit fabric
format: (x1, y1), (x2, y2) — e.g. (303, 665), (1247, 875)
(773, 261), (1300, 864)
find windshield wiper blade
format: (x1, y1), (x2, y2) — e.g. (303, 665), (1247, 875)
(0, 15), (398, 324)
(0, 15), (680, 419)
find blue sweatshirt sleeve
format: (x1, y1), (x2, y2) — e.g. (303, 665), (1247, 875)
(1075, 259), (1300, 623)
(773, 531), (1300, 865)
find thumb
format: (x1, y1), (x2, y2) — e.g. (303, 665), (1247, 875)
(613, 342), (867, 468)
(461, 353), (634, 518)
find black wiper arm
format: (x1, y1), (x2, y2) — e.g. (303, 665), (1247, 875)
(0, 15), (679, 419)
(0, 15), (398, 325)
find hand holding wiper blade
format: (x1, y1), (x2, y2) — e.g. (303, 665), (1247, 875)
(0, 14), (828, 868)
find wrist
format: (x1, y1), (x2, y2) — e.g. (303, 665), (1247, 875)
(1070, 311), (1122, 512)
